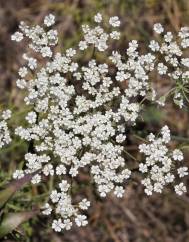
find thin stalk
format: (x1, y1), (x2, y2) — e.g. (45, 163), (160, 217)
(122, 149), (137, 161)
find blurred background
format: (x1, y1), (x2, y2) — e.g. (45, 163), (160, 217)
(0, 0), (189, 241)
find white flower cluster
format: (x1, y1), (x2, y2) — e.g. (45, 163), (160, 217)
(44, 186), (90, 231)
(11, 15), (58, 58)
(0, 110), (12, 148)
(139, 126), (188, 196)
(149, 23), (189, 107)
(79, 13), (120, 51)
(10, 13), (189, 233)
(109, 41), (155, 99)
(11, 13), (136, 232)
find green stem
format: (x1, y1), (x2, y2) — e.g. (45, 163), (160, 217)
(133, 134), (147, 143)
(122, 149), (137, 161)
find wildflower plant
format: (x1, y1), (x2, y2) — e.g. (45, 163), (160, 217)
(139, 126), (188, 196)
(149, 23), (189, 107)
(0, 110), (12, 148)
(1, 13), (188, 233)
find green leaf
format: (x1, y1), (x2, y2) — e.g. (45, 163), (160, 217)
(0, 172), (37, 209)
(0, 210), (39, 238)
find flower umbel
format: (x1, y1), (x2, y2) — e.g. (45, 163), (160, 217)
(139, 126), (187, 196)
(10, 13), (189, 233)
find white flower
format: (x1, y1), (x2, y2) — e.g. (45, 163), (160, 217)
(13, 170), (24, 179)
(0, 114), (12, 148)
(177, 167), (188, 178)
(18, 67), (28, 78)
(148, 133), (155, 142)
(31, 174), (41, 184)
(157, 63), (167, 75)
(75, 215), (88, 227)
(144, 186), (153, 196)
(165, 173), (174, 183)
(139, 163), (148, 173)
(181, 58), (189, 67)
(149, 40), (160, 52)
(154, 182), (163, 193)
(174, 183), (187, 195)
(79, 41), (88, 50)
(69, 167), (78, 177)
(2, 110), (12, 120)
(41, 46), (52, 57)
(44, 14), (55, 27)
(28, 58), (37, 70)
(11, 32), (23, 42)
(52, 219), (64, 232)
(114, 186), (124, 197)
(25, 111), (37, 124)
(16, 79), (27, 89)
(110, 31), (120, 40)
(109, 16), (120, 27)
(63, 219), (72, 230)
(50, 190), (60, 203)
(164, 32), (173, 42)
(94, 13), (102, 23)
(43, 164), (54, 176)
(161, 125), (170, 143)
(59, 180), (70, 192)
(116, 71), (128, 82)
(66, 48), (76, 57)
(56, 165), (66, 175)
(116, 134), (126, 143)
(42, 203), (52, 215)
(79, 198), (90, 210)
(172, 149), (183, 161)
(153, 23), (164, 34)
